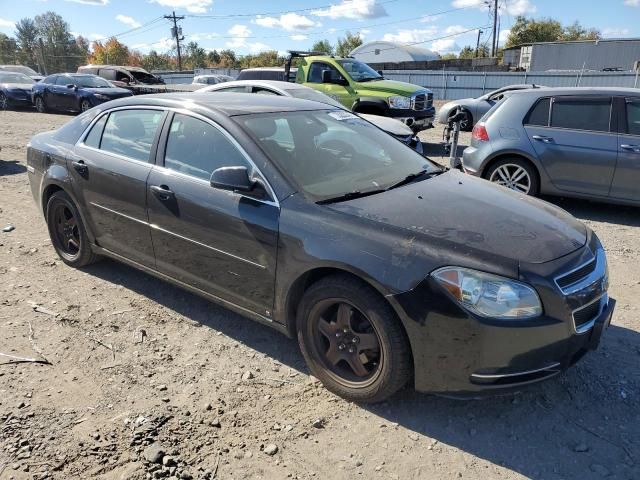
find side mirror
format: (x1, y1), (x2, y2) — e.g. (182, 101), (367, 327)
(210, 166), (254, 192)
(66, 84), (76, 89)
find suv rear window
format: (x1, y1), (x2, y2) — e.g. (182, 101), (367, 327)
(524, 97), (550, 126)
(550, 97), (611, 132)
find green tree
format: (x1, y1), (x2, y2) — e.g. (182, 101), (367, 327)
(185, 41), (207, 69)
(207, 49), (221, 65)
(14, 18), (39, 70)
(218, 49), (238, 68)
(140, 50), (173, 71)
(561, 21), (600, 41)
(439, 53), (457, 60)
(0, 34), (18, 64)
(458, 46), (475, 59)
(34, 11), (85, 73)
(505, 16), (563, 48)
(336, 31), (362, 57)
(311, 39), (334, 55)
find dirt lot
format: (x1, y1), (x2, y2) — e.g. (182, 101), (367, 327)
(0, 107), (639, 480)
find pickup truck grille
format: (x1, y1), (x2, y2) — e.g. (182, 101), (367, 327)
(411, 92), (433, 111)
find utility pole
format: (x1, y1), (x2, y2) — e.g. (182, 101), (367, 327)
(491, 0), (498, 57)
(165, 11), (185, 71)
(476, 29), (483, 58)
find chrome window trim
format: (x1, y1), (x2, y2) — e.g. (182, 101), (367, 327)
(554, 248), (606, 295)
(572, 293), (608, 335)
(75, 104), (279, 207)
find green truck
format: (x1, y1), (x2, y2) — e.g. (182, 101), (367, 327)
(284, 51), (435, 132)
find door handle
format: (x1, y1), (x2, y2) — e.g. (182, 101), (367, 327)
(72, 160), (88, 174)
(620, 144), (640, 153)
(532, 135), (554, 143)
(150, 185), (175, 201)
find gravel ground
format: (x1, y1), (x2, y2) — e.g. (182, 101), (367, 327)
(0, 107), (639, 480)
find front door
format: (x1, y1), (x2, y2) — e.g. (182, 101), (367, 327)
(525, 96), (617, 197)
(304, 62), (354, 108)
(610, 97), (640, 202)
(70, 108), (166, 266)
(54, 76), (77, 111)
(146, 112), (279, 317)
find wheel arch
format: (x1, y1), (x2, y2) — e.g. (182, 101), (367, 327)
(351, 97), (389, 116)
(480, 151), (541, 182)
(41, 181), (96, 244)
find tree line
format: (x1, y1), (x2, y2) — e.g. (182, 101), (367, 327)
(0, 10), (602, 74)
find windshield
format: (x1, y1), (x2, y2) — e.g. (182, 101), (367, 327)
(336, 59), (383, 82)
(0, 72), (34, 84)
(237, 110), (440, 201)
(72, 75), (113, 88)
(286, 88), (343, 108)
(1, 65), (39, 76)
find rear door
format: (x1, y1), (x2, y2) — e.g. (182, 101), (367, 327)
(70, 107), (166, 266)
(524, 95), (617, 197)
(610, 97), (640, 202)
(146, 112), (279, 316)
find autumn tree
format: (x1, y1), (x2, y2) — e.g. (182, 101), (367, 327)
(89, 37), (130, 66)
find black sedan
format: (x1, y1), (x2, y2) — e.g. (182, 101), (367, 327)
(0, 71), (35, 109)
(27, 93), (614, 402)
(32, 73), (132, 114)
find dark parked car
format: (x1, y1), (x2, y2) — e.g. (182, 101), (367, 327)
(0, 64), (43, 82)
(77, 65), (165, 87)
(27, 93), (614, 402)
(0, 72), (35, 109)
(32, 73), (133, 114)
(462, 87), (640, 205)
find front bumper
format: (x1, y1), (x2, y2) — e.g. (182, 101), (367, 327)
(389, 106), (436, 132)
(391, 234), (613, 396)
(5, 90), (33, 106)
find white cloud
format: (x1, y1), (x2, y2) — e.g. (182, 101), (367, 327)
(431, 38), (461, 53)
(290, 34), (308, 41)
(226, 24), (251, 48)
(152, 37), (176, 50)
(452, 0), (536, 15)
(624, 0), (640, 6)
(382, 27), (438, 44)
(248, 42), (272, 54)
(115, 14), (141, 28)
(0, 18), (15, 29)
(444, 25), (468, 35)
(189, 32), (219, 41)
(602, 27), (631, 37)
(149, 0), (212, 14)
(312, 0), (387, 20)
(65, 0), (109, 5)
(499, 28), (510, 45)
(255, 13), (319, 31)
(420, 14), (442, 23)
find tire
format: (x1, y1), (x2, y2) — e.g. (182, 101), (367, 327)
(46, 190), (99, 267)
(80, 99), (91, 113)
(484, 157), (540, 196)
(35, 96), (47, 113)
(297, 274), (412, 403)
(0, 92), (7, 110)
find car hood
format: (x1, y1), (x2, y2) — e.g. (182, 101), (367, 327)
(82, 87), (131, 95)
(1, 83), (33, 90)
(360, 113), (413, 136)
(354, 79), (428, 96)
(327, 170), (586, 265)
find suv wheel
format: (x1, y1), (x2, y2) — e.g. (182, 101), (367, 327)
(485, 158), (539, 196)
(35, 96), (47, 113)
(297, 275), (411, 403)
(46, 191), (99, 267)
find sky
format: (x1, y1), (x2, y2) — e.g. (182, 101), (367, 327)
(0, 0), (639, 57)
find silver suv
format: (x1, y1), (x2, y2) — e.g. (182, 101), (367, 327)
(462, 87), (640, 206)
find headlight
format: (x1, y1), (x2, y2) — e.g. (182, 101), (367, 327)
(432, 267), (542, 319)
(94, 94), (109, 101)
(388, 95), (411, 109)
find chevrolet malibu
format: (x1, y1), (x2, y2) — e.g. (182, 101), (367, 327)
(27, 93), (614, 402)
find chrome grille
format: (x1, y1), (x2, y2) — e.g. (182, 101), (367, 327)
(556, 259), (596, 290)
(412, 93), (426, 111)
(572, 295), (606, 334)
(554, 249), (605, 295)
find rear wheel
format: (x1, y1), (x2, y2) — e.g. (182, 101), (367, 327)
(297, 275), (412, 403)
(485, 157), (539, 196)
(46, 191), (98, 267)
(35, 96), (47, 113)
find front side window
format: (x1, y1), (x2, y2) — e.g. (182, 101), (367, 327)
(83, 114), (108, 148)
(42, 75), (57, 84)
(100, 109), (164, 162)
(164, 113), (249, 180)
(71, 75), (112, 88)
(56, 76), (71, 86)
(237, 110), (440, 201)
(550, 97), (611, 132)
(626, 99), (640, 136)
(308, 63), (344, 84)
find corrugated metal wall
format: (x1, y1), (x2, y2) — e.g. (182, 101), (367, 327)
(530, 41), (640, 71)
(382, 70), (640, 100)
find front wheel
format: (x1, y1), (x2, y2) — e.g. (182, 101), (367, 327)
(297, 275), (412, 403)
(80, 99), (91, 113)
(485, 158), (539, 196)
(46, 191), (99, 267)
(460, 110), (473, 131)
(0, 92), (7, 110)
(35, 96), (47, 113)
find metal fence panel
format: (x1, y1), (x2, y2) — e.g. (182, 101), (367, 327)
(382, 70), (639, 100)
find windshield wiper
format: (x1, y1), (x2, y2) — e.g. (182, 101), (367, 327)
(385, 168), (445, 191)
(316, 188), (386, 205)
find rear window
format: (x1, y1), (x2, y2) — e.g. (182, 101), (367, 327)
(53, 109), (101, 144)
(524, 97), (550, 126)
(550, 97), (611, 132)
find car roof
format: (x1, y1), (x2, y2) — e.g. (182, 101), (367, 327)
(240, 67), (297, 71)
(508, 86), (640, 97)
(79, 65), (149, 72)
(102, 92), (338, 116)
(203, 79), (306, 92)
